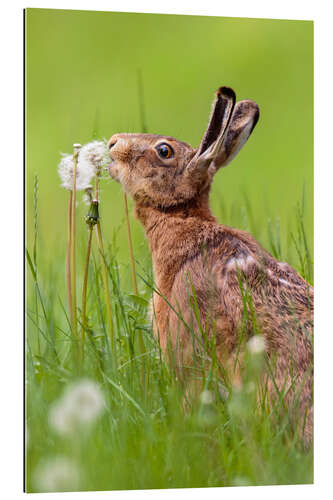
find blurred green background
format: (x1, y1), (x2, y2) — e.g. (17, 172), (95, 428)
(26, 8), (313, 271)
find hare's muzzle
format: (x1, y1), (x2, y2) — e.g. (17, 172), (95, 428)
(107, 136), (118, 162)
(107, 135), (126, 182)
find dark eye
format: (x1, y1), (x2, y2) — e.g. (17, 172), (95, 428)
(156, 143), (174, 159)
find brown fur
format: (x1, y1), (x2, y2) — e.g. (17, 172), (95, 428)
(107, 88), (313, 444)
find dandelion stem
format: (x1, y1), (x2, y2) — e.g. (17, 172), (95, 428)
(96, 219), (114, 348)
(94, 175), (99, 202)
(70, 145), (80, 359)
(81, 226), (93, 362)
(93, 176), (113, 347)
(66, 191), (73, 326)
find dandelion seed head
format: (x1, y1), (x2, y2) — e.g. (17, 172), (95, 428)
(33, 456), (80, 492)
(247, 335), (266, 355)
(58, 140), (109, 191)
(49, 400), (77, 435)
(58, 153), (94, 191)
(64, 379), (105, 424)
(49, 379), (105, 436)
(78, 140), (110, 176)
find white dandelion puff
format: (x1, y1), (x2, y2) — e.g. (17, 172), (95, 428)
(78, 140), (110, 177)
(58, 141), (110, 191)
(247, 335), (266, 355)
(49, 379), (105, 436)
(58, 153), (94, 191)
(33, 456), (80, 492)
(64, 379), (105, 423)
(49, 400), (78, 435)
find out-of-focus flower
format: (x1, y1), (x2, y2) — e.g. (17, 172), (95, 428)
(247, 335), (265, 355)
(49, 379), (105, 436)
(49, 401), (77, 435)
(33, 456), (80, 492)
(200, 390), (214, 405)
(65, 379), (105, 423)
(232, 475), (252, 487)
(198, 390), (217, 427)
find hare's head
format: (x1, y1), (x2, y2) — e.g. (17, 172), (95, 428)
(108, 87), (259, 208)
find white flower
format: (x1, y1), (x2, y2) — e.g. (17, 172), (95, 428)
(49, 379), (105, 436)
(200, 390), (214, 405)
(33, 456), (80, 492)
(247, 335), (266, 355)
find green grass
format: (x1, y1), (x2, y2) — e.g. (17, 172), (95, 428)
(25, 8), (313, 493)
(25, 186), (313, 492)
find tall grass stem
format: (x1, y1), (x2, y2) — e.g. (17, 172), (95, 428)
(123, 192), (146, 361)
(66, 191), (73, 326)
(96, 219), (114, 348)
(70, 144), (81, 361)
(123, 192), (138, 295)
(81, 226), (93, 362)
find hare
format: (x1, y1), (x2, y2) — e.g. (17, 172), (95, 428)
(108, 87), (313, 443)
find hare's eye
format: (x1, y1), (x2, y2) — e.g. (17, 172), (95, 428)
(156, 143), (174, 159)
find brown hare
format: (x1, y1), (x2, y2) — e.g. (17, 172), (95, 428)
(107, 87), (313, 443)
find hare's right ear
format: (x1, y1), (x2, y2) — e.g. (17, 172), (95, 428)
(187, 88), (259, 179)
(187, 86), (236, 175)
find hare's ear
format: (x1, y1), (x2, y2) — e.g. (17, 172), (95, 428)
(212, 99), (260, 170)
(187, 87), (236, 174)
